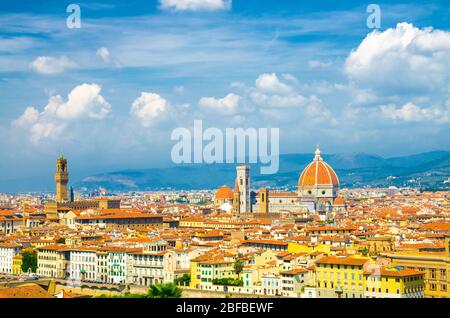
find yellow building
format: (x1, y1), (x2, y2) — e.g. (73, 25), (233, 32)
(315, 256), (370, 298)
(380, 234), (449, 298)
(190, 258), (201, 288)
(190, 252), (238, 289)
(197, 259), (237, 283)
(288, 242), (331, 254)
(12, 253), (23, 275)
(180, 217), (205, 228)
(364, 266), (424, 298)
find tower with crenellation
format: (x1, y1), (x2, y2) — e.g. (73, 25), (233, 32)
(55, 155), (69, 203)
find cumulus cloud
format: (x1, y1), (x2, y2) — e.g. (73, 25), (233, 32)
(130, 92), (168, 127)
(199, 93), (241, 115)
(13, 83), (111, 143)
(250, 73), (318, 109)
(345, 23), (450, 93)
(55, 84), (111, 120)
(380, 102), (450, 123)
(159, 0), (231, 11)
(29, 56), (76, 74)
(255, 73), (293, 95)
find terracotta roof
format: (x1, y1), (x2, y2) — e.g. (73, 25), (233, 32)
(0, 284), (53, 298)
(215, 186), (234, 200)
(298, 148), (339, 187)
(316, 256), (369, 266)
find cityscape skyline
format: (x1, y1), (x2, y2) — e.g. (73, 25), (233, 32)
(0, 0), (449, 302)
(1, 0), (450, 182)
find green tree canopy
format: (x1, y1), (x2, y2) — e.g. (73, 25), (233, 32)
(148, 282), (182, 298)
(233, 259), (244, 278)
(21, 250), (37, 273)
(174, 274), (190, 286)
(56, 237), (66, 244)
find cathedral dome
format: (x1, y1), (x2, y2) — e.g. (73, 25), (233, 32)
(298, 147), (339, 188)
(215, 185), (234, 200)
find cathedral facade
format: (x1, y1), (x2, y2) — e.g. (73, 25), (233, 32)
(214, 147), (346, 219)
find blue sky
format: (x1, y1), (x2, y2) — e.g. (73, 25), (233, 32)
(0, 0), (449, 184)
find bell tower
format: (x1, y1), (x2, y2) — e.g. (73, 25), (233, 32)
(233, 179), (241, 214)
(55, 155), (69, 203)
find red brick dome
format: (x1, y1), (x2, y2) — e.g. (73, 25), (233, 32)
(298, 147), (339, 188)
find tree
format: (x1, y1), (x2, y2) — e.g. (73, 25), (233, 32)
(359, 247), (369, 256)
(174, 274), (190, 286)
(148, 283), (182, 298)
(233, 259), (244, 279)
(56, 237), (66, 244)
(21, 250), (37, 273)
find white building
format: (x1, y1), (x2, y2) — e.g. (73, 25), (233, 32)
(127, 251), (165, 286)
(0, 243), (21, 274)
(69, 247), (98, 282)
(262, 274), (281, 296)
(103, 247), (136, 284)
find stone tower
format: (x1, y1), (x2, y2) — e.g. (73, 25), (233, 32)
(236, 165), (250, 213)
(55, 155), (69, 203)
(233, 179), (240, 214)
(259, 188), (269, 214)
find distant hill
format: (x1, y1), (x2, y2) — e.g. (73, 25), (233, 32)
(75, 151), (450, 192)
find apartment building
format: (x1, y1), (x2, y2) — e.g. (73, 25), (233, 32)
(37, 244), (70, 278)
(315, 256), (370, 298)
(0, 243), (21, 274)
(364, 266), (424, 298)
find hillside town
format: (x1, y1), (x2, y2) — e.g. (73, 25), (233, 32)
(0, 152), (449, 298)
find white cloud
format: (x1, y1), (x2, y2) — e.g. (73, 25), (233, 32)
(130, 92), (168, 127)
(345, 23), (450, 92)
(96, 47), (110, 63)
(251, 73), (315, 109)
(380, 102), (450, 123)
(29, 56), (76, 74)
(199, 93), (241, 115)
(308, 60), (332, 69)
(159, 0), (231, 11)
(13, 106), (39, 127)
(55, 84), (111, 120)
(255, 73), (293, 95)
(13, 83), (111, 143)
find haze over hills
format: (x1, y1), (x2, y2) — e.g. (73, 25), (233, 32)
(1, 151), (448, 193)
(72, 151), (450, 192)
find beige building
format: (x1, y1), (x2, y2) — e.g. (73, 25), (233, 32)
(37, 244), (70, 278)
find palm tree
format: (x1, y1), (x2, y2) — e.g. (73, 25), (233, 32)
(148, 282), (182, 298)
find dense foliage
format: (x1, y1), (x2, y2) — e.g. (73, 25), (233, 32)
(21, 250), (37, 273)
(212, 278), (243, 286)
(174, 274), (191, 286)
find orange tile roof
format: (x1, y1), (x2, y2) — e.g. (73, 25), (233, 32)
(0, 284), (53, 298)
(316, 256), (369, 266)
